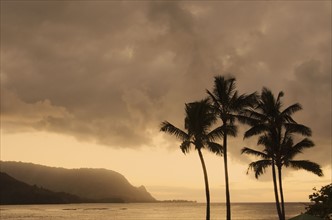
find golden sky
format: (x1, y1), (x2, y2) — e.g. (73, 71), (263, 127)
(1, 1), (331, 202)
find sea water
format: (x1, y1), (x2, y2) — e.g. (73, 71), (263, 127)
(0, 202), (307, 220)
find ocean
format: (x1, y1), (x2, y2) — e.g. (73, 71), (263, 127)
(0, 202), (307, 220)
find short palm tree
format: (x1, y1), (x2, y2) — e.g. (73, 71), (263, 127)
(242, 130), (323, 220)
(207, 75), (256, 220)
(160, 99), (223, 220)
(276, 129), (323, 219)
(241, 133), (283, 218)
(240, 88), (323, 220)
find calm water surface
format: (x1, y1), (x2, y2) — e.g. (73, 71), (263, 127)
(0, 203), (307, 220)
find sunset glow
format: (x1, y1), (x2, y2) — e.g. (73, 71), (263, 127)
(1, 1), (331, 204)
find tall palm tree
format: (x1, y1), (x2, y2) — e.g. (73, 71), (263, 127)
(160, 99), (223, 220)
(207, 75), (257, 220)
(240, 88), (286, 220)
(240, 88), (323, 220)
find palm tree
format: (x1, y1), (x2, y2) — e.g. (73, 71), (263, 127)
(240, 88), (323, 220)
(160, 99), (223, 220)
(207, 75), (257, 220)
(276, 129), (323, 219)
(241, 133), (283, 219)
(240, 88), (286, 220)
(242, 130), (323, 220)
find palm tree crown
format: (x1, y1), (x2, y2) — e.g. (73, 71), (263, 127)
(278, 131), (323, 176)
(208, 76), (257, 125)
(241, 87), (311, 140)
(242, 128), (323, 178)
(160, 98), (223, 155)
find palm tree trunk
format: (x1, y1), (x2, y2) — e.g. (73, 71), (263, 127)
(198, 149), (210, 220)
(272, 161), (283, 220)
(223, 133), (231, 220)
(278, 166), (285, 220)
(276, 128), (285, 220)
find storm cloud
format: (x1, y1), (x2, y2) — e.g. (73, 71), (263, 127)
(1, 1), (331, 164)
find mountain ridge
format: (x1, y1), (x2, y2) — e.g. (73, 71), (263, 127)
(0, 172), (84, 204)
(0, 161), (156, 203)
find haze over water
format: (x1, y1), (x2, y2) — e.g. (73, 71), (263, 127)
(1, 203), (306, 220)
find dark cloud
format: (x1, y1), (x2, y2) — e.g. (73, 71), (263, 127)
(1, 1), (331, 165)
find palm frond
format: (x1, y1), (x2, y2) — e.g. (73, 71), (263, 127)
(247, 159), (272, 179)
(246, 92), (259, 108)
(231, 92), (258, 111)
(284, 123), (312, 136)
(224, 124), (238, 137)
(160, 121), (189, 141)
(244, 124), (269, 139)
(293, 138), (314, 151)
(227, 77), (236, 97)
(241, 147), (269, 159)
(276, 91), (284, 106)
(288, 160), (323, 177)
(207, 126), (224, 141)
(240, 108), (267, 122)
(281, 103), (302, 117)
(285, 138), (314, 160)
(257, 135), (276, 150)
(282, 115), (297, 124)
(237, 114), (260, 126)
(180, 140), (191, 155)
(207, 141), (223, 156)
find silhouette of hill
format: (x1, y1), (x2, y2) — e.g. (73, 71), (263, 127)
(0, 172), (83, 204)
(0, 161), (156, 203)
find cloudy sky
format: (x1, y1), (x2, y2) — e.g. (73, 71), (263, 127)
(1, 1), (331, 202)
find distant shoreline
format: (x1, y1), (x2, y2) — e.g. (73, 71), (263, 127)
(0, 202), (310, 206)
(158, 200), (197, 203)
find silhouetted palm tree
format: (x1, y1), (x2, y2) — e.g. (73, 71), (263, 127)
(242, 130), (323, 220)
(207, 76), (256, 220)
(240, 88), (286, 220)
(160, 99), (223, 220)
(240, 88), (323, 220)
(276, 129), (323, 219)
(241, 136), (283, 219)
